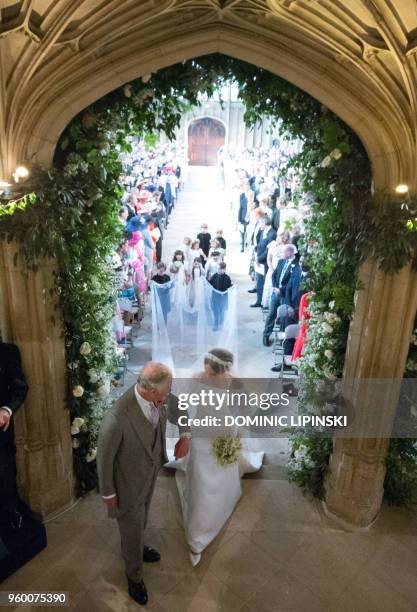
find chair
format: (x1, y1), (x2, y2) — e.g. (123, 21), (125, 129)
(278, 323), (300, 378)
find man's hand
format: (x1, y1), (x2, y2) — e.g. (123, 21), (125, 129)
(174, 437), (190, 459)
(103, 496), (118, 508)
(0, 408), (11, 432)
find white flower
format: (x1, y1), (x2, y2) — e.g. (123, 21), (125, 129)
(331, 148), (342, 160)
(329, 300), (335, 310)
(410, 334), (417, 346)
(321, 322), (333, 334)
(85, 448), (97, 463)
(324, 350), (334, 360)
(72, 417), (85, 428)
(97, 382), (110, 398)
(71, 425), (80, 435)
(72, 438), (80, 449)
(72, 385), (84, 398)
(67, 362), (79, 371)
(142, 73), (152, 83)
(124, 84), (132, 98)
(88, 369), (100, 383)
(79, 342), (92, 356)
(321, 156), (332, 168)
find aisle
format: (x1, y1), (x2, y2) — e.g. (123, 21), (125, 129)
(127, 165), (273, 379)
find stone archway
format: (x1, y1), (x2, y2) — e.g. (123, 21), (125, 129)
(1, 1), (417, 523)
(188, 117), (226, 166)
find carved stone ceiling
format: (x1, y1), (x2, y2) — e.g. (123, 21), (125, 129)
(1, 0), (417, 186)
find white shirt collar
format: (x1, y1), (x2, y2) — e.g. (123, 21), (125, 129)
(134, 385), (159, 427)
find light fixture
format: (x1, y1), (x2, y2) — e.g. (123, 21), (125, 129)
(395, 184), (408, 194)
(13, 165), (30, 182)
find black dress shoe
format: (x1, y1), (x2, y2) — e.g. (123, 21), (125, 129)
(143, 545), (161, 563)
(127, 577), (148, 606)
(250, 303), (262, 308)
(248, 288), (257, 294)
(263, 336), (271, 347)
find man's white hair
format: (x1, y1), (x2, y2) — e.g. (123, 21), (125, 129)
(137, 363), (172, 390)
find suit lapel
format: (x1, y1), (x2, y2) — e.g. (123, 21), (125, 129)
(125, 387), (154, 461)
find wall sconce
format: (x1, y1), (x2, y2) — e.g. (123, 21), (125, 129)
(395, 184), (408, 194)
(13, 165), (30, 183)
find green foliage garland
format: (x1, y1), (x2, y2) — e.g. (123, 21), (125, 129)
(0, 54), (416, 501)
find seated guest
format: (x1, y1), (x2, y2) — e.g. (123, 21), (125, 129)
(262, 244), (298, 346)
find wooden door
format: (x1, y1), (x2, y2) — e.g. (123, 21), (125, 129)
(188, 118), (226, 166)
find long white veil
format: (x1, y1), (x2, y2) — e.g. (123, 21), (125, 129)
(151, 277), (238, 375)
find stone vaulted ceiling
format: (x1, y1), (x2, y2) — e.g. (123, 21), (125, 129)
(1, 0), (417, 187)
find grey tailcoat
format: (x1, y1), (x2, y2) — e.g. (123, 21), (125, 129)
(96, 385), (189, 518)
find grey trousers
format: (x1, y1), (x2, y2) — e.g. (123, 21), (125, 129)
(117, 477), (156, 582)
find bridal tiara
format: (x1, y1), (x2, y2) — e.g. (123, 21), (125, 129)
(204, 352), (233, 366)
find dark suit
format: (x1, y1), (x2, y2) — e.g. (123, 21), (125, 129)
(254, 227), (277, 306)
(263, 259), (298, 339)
(238, 193), (249, 251)
(0, 343), (28, 522)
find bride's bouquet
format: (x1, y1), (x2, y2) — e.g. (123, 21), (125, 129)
(212, 435), (242, 467)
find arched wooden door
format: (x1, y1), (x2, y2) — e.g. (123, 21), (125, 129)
(188, 118), (226, 166)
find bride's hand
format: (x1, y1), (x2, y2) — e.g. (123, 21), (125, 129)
(174, 437), (190, 459)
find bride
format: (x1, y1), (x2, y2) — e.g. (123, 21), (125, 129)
(170, 348), (263, 565)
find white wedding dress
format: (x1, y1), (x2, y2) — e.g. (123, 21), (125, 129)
(166, 378), (264, 565)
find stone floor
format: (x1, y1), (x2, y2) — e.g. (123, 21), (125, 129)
(3, 167), (417, 611)
(4, 480), (417, 611)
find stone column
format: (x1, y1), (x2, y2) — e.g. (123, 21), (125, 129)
(0, 242), (73, 517)
(325, 259), (417, 527)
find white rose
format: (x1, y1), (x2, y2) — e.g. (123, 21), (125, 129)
(71, 424), (80, 435)
(72, 417), (85, 428)
(329, 300), (335, 310)
(72, 385), (84, 398)
(124, 84), (132, 98)
(72, 438), (80, 449)
(79, 342), (92, 356)
(85, 448), (97, 463)
(321, 156), (332, 168)
(88, 369), (99, 383)
(331, 148), (342, 160)
(324, 350), (334, 360)
(142, 73), (152, 83)
(321, 322), (333, 334)
(97, 382), (110, 398)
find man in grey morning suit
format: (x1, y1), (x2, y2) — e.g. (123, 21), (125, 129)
(97, 362), (190, 606)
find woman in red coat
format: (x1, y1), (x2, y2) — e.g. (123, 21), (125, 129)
(292, 292), (310, 361)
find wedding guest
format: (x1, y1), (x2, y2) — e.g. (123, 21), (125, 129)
(97, 363), (190, 606)
(0, 341), (28, 530)
(250, 216), (276, 308)
(263, 244), (298, 346)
